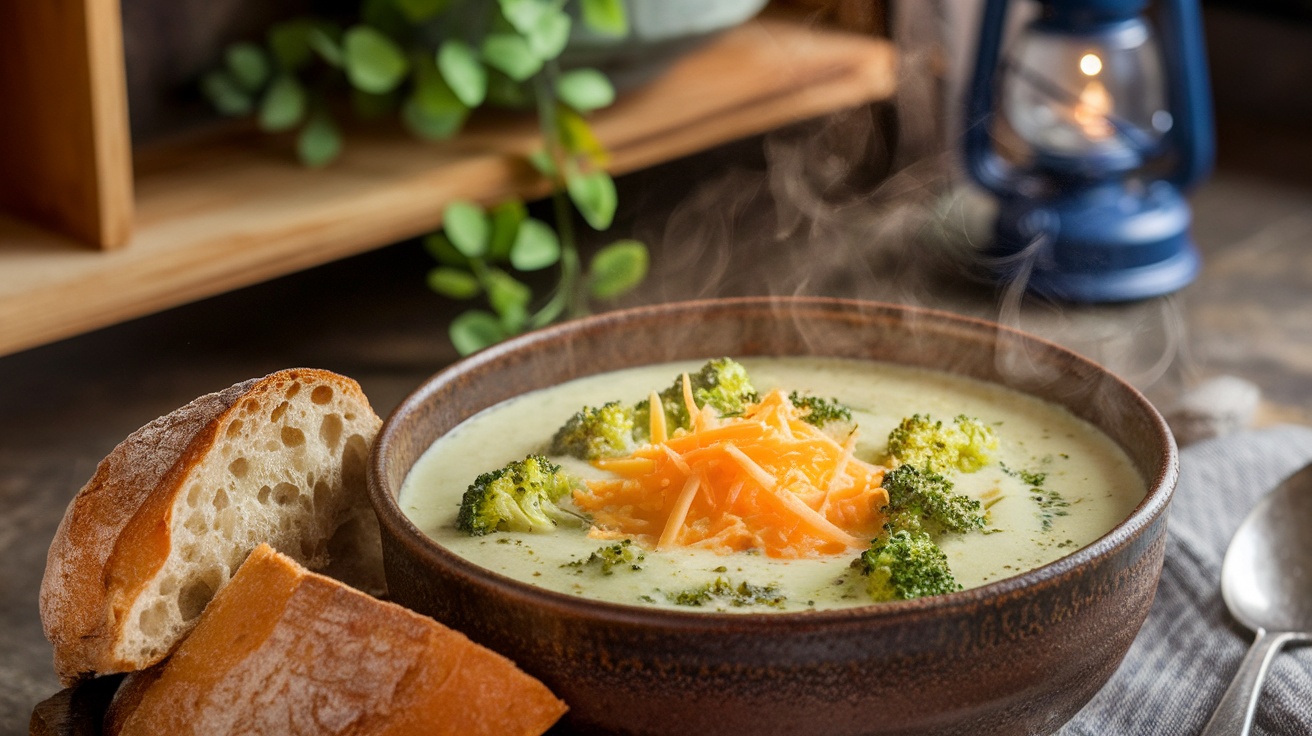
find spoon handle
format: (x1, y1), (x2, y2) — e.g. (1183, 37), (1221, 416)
(1200, 629), (1295, 736)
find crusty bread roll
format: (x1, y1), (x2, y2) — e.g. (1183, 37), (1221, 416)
(105, 544), (567, 736)
(40, 369), (385, 685)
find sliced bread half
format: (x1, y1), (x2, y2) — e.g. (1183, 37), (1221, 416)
(40, 368), (385, 684)
(105, 544), (567, 736)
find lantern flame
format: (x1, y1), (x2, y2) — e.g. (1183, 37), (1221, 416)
(1073, 79), (1114, 140)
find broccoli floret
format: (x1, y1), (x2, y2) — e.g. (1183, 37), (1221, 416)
(882, 464), (986, 535)
(882, 506), (926, 537)
(849, 454), (987, 603)
(550, 401), (636, 460)
(667, 577), (786, 608)
(552, 359), (758, 453)
(633, 358), (758, 439)
(686, 357), (758, 415)
(456, 455), (577, 536)
(788, 391), (854, 428)
(886, 413), (998, 474)
(564, 539), (646, 575)
(854, 530), (961, 602)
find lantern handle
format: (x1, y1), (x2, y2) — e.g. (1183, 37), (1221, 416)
(964, 0), (1019, 198)
(1156, 0), (1214, 191)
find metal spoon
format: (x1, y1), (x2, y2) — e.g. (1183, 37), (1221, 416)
(1201, 462), (1312, 736)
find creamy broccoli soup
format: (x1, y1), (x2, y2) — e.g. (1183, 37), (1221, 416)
(399, 357), (1144, 612)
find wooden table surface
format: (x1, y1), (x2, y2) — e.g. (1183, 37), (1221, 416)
(3, 112), (1310, 733)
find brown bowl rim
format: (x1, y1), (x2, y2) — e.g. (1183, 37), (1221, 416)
(368, 296), (1179, 632)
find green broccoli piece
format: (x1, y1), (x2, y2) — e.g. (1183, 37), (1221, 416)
(667, 577), (787, 608)
(456, 455), (577, 536)
(552, 359), (758, 453)
(633, 358), (759, 439)
(564, 539), (646, 575)
(632, 359), (760, 438)
(849, 457), (986, 603)
(788, 391), (854, 428)
(686, 358), (758, 415)
(886, 413), (998, 474)
(882, 464), (986, 535)
(854, 530), (961, 602)
(550, 400), (636, 460)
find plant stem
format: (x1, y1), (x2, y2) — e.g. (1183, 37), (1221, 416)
(469, 257), (491, 284)
(557, 186), (586, 317)
(528, 66), (585, 327)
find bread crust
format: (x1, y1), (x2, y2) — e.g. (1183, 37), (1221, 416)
(105, 545), (568, 736)
(40, 369), (382, 684)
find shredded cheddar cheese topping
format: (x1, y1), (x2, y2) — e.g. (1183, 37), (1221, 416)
(574, 379), (888, 558)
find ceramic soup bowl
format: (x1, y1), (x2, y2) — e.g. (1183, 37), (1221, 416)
(367, 297), (1178, 736)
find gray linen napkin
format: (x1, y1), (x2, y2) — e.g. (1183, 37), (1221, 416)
(1061, 424), (1312, 736)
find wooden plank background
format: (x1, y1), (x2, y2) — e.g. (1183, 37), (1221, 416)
(0, 0), (133, 249)
(0, 17), (896, 357)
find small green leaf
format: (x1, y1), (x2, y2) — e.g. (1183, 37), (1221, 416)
(567, 170), (618, 230)
(581, 0), (629, 37)
(555, 68), (615, 112)
(486, 71), (532, 108)
(524, 9), (571, 60)
(268, 19), (322, 71)
(498, 0), (547, 34)
(438, 40), (487, 107)
(510, 218), (561, 271)
(308, 27), (344, 67)
(450, 310), (508, 355)
(297, 110), (342, 167)
(484, 269), (531, 330)
(226, 43), (270, 92)
(556, 106), (608, 164)
(352, 88), (397, 119)
(527, 149), (557, 177)
(361, 0), (410, 37)
(589, 240), (648, 299)
(403, 97), (467, 139)
(443, 201), (490, 258)
(393, 0), (451, 23)
(200, 70), (253, 116)
(268, 23), (308, 70)
(500, 304), (528, 333)
(259, 75), (306, 132)
(404, 56), (468, 139)
(481, 34), (542, 82)
(427, 267), (483, 299)
(424, 232), (470, 266)
(488, 200), (528, 260)
(343, 25), (410, 94)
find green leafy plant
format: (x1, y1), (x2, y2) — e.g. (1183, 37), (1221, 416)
(426, 194), (647, 354)
(202, 0), (649, 354)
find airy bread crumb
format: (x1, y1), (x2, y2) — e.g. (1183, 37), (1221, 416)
(41, 369), (385, 684)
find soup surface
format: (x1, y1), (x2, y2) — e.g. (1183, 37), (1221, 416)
(400, 357), (1145, 612)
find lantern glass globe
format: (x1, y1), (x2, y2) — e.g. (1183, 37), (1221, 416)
(1001, 21), (1169, 161)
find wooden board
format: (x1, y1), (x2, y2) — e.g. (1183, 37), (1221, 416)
(0, 16), (895, 358)
(0, 0), (133, 249)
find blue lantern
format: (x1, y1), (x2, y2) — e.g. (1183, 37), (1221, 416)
(965, 0), (1214, 302)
